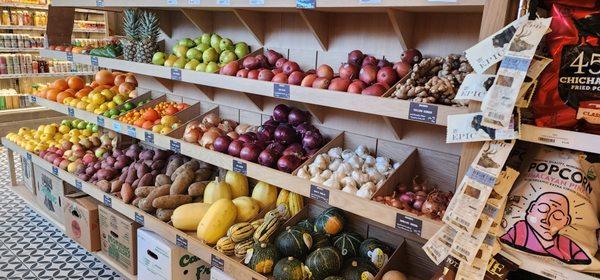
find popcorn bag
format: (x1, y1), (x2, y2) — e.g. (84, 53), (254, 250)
(500, 145), (600, 272)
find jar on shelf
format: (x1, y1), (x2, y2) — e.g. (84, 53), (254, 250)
(2, 10), (10, 26)
(22, 10), (31, 26)
(10, 10), (17, 26)
(16, 11), (23, 26)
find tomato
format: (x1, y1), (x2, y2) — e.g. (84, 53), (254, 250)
(142, 121), (154, 130)
(164, 106), (178, 116)
(134, 119), (145, 127)
(176, 103), (188, 111)
(142, 108), (160, 122)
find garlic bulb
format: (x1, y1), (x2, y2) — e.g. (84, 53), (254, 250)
(337, 162), (353, 174)
(308, 163), (321, 176)
(328, 147), (342, 159)
(364, 155), (376, 166)
(323, 177), (341, 189)
(333, 170), (347, 182)
(356, 184), (374, 198)
(320, 169), (333, 180)
(362, 181), (376, 192)
(314, 154), (329, 169)
(341, 176), (357, 189)
(297, 166), (310, 179)
(366, 168), (384, 182)
(351, 170), (370, 185)
(328, 158), (342, 172)
(375, 160), (390, 173)
(310, 175), (325, 184)
(342, 184), (358, 194)
(355, 145), (369, 159)
(347, 155), (363, 169)
(341, 149), (355, 161)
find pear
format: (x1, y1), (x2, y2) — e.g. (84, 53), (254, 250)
(195, 43), (210, 52)
(210, 34), (222, 52)
(202, 47), (218, 63)
(219, 38), (233, 53)
(205, 62), (219, 73)
(234, 42), (249, 59)
(185, 59), (200, 70)
(186, 48), (203, 60)
(164, 56), (178, 67)
(173, 45), (189, 58)
(152, 52), (166, 65)
(173, 57), (188, 69)
(195, 63), (207, 72)
(219, 50), (237, 64)
(200, 33), (211, 45)
(178, 38), (195, 48)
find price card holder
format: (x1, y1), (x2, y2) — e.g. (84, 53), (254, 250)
(211, 254), (225, 270)
(171, 68), (182, 81)
(126, 126), (136, 137)
(112, 122), (122, 133)
(66, 52), (73, 62)
(167, 0), (177, 4)
(309, 184), (329, 204)
(176, 235), (188, 249)
(170, 140), (181, 153)
(232, 160), (247, 175)
(189, 0), (200, 4)
(30, 96), (36, 103)
(103, 195), (112, 208)
(395, 213), (422, 236)
(90, 56), (99, 66)
(97, 116), (105, 127)
(96, 0), (104, 6)
(67, 107), (75, 117)
(135, 212), (145, 225)
(296, 0), (316, 8)
(273, 84), (290, 99)
(75, 180), (83, 191)
(26, 153), (32, 161)
(51, 166), (58, 176)
(408, 102), (438, 124)
(249, 0), (264, 4)
(145, 132), (154, 144)
(217, 0), (230, 4)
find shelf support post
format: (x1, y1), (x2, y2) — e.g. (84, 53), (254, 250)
(386, 9), (414, 51)
(382, 116), (403, 140)
(180, 9), (213, 33)
(194, 84), (215, 101)
(303, 103), (326, 124)
(232, 9), (264, 46)
(298, 10), (328, 51)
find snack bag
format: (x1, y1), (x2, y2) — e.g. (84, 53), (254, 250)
(532, 3), (600, 131)
(500, 145), (600, 272)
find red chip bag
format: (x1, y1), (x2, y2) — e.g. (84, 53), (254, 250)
(532, 4), (600, 131)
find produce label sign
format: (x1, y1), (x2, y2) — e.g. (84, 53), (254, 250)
(176, 235), (188, 249)
(273, 84), (290, 99)
(217, 0), (230, 4)
(90, 56), (99, 66)
(26, 153), (32, 161)
(103, 195), (112, 208)
(171, 68), (182, 81)
(309, 184), (329, 204)
(359, 0), (381, 3)
(167, 0), (177, 4)
(249, 0), (264, 4)
(67, 107), (75, 117)
(170, 140), (181, 153)
(395, 213), (422, 236)
(135, 212), (144, 225)
(144, 132), (154, 144)
(408, 102), (438, 124)
(75, 180), (82, 191)
(51, 166), (58, 176)
(66, 52), (73, 62)
(296, 0), (316, 9)
(211, 254), (225, 270)
(126, 126), (136, 137)
(97, 116), (105, 127)
(189, 0), (200, 4)
(30, 96), (36, 103)
(95, 0), (103, 6)
(232, 160), (247, 175)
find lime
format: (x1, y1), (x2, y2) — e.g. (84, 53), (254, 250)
(77, 122), (87, 130)
(124, 102), (134, 111)
(103, 111), (110, 117)
(109, 108), (119, 117)
(86, 123), (94, 130)
(92, 125), (99, 133)
(60, 119), (72, 128)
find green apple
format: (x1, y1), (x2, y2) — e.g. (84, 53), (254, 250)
(178, 38), (195, 48)
(186, 48), (202, 60)
(202, 47), (218, 63)
(152, 52), (166, 65)
(205, 61), (219, 73)
(173, 57), (188, 69)
(195, 43), (210, 52)
(219, 50), (237, 64)
(219, 38), (233, 53)
(193, 36), (203, 46)
(173, 45), (189, 58)
(234, 42), (249, 59)
(200, 33), (211, 45)
(210, 34), (222, 51)
(164, 56), (178, 67)
(185, 59), (200, 70)
(195, 63), (207, 72)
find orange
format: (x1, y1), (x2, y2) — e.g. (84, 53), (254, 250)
(37, 89), (48, 99)
(46, 88), (61, 101)
(52, 79), (69, 91)
(67, 76), (85, 91)
(75, 88), (91, 99)
(133, 119), (145, 127)
(56, 91), (73, 104)
(110, 85), (119, 93)
(95, 70), (114, 86)
(141, 121), (154, 130)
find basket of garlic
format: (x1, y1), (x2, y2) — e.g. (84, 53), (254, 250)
(295, 145), (401, 199)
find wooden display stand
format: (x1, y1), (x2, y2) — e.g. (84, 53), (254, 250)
(7, 1), (593, 280)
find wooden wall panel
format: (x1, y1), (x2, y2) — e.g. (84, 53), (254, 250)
(412, 12), (482, 56)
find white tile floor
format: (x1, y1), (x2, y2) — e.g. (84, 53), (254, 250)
(0, 148), (123, 279)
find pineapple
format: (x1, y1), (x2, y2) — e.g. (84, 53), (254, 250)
(135, 10), (160, 64)
(122, 8), (140, 62)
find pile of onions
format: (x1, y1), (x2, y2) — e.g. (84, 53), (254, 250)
(373, 176), (453, 220)
(182, 112), (256, 150)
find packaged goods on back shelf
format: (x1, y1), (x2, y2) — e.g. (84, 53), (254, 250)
(0, 0), (47, 4)
(0, 54), (96, 75)
(0, 34), (43, 49)
(0, 91), (33, 109)
(71, 38), (114, 49)
(73, 20), (105, 30)
(0, 9), (46, 27)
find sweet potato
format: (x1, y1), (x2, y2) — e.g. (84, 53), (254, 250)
(194, 167), (213, 182)
(188, 181), (207, 197)
(132, 178), (140, 188)
(135, 186), (156, 198)
(152, 195), (192, 209)
(137, 163), (150, 179)
(155, 174), (171, 187)
(138, 198), (154, 212)
(170, 169), (195, 195)
(140, 185), (170, 211)
(156, 208), (174, 222)
(193, 196), (203, 202)
(97, 180), (110, 193)
(170, 160), (200, 181)
(153, 149), (170, 161)
(139, 150), (154, 161)
(151, 159), (166, 171)
(110, 179), (123, 193)
(119, 167), (128, 182)
(166, 158), (184, 177)
(138, 173), (154, 187)
(132, 197), (142, 208)
(125, 166), (137, 184)
(121, 183), (134, 204)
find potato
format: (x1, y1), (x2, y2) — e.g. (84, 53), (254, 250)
(138, 198), (154, 212)
(156, 208), (174, 222)
(97, 180), (110, 193)
(138, 173), (154, 187)
(170, 169), (195, 195)
(188, 182), (207, 197)
(125, 167), (137, 184)
(135, 186), (156, 198)
(121, 183), (134, 204)
(170, 160), (200, 181)
(153, 149), (170, 161)
(152, 195), (192, 209)
(139, 150), (154, 161)
(194, 167), (213, 182)
(110, 179), (123, 193)
(193, 196), (203, 203)
(132, 197), (142, 208)
(166, 158), (184, 177)
(132, 178), (140, 188)
(140, 185), (170, 211)
(155, 174), (172, 187)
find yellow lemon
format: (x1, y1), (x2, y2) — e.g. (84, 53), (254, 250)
(69, 99), (79, 107)
(151, 125), (163, 133)
(86, 103), (96, 112)
(106, 101), (117, 109)
(82, 129), (92, 137)
(43, 125), (57, 135)
(69, 136), (79, 143)
(101, 89), (115, 100)
(58, 125), (70, 134)
(99, 103), (108, 111)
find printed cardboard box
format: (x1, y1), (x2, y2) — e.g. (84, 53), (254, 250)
(33, 164), (70, 224)
(20, 155), (35, 194)
(210, 267), (233, 280)
(99, 205), (139, 275)
(137, 228), (210, 280)
(64, 194), (101, 252)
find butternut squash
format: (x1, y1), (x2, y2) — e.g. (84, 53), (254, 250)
(232, 196), (260, 222)
(203, 178), (232, 204)
(171, 202), (211, 231)
(225, 171), (249, 198)
(197, 199), (237, 244)
(251, 181), (278, 211)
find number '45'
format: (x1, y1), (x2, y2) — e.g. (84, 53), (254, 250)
(570, 52), (600, 75)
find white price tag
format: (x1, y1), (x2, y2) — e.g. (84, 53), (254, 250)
(217, 0), (230, 4)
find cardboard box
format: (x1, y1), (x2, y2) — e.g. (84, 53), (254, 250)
(64, 194), (101, 252)
(99, 205), (139, 275)
(20, 155), (35, 194)
(34, 164), (69, 224)
(137, 228), (210, 280)
(210, 267), (233, 280)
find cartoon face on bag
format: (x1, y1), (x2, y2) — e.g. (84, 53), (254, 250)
(526, 192), (571, 241)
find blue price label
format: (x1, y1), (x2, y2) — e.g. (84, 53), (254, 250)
(51, 166), (58, 176)
(135, 212), (145, 225)
(167, 0), (177, 4)
(249, 0), (264, 4)
(145, 132), (154, 144)
(75, 180), (82, 190)
(188, 0), (200, 3)
(66, 52), (73, 62)
(96, 0), (104, 6)
(170, 140), (181, 153)
(67, 107), (75, 117)
(30, 96), (36, 102)
(211, 254), (225, 270)
(103, 195), (112, 208)
(273, 84), (290, 99)
(112, 122), (122, 132)
(97, 116), (105, 127)
(232, 160), (247, 175)
(217, 0), (230, 4)
(171, 68), (182, 81)
(26, 153), (32, 161)
(90, 56), (99, 66)
(126, 126), (136, 137)
(296, 0), (316, 8)
(176, 235), (188, 249)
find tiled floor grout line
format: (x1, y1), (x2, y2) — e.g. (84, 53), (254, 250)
(0, 239), (41, 280)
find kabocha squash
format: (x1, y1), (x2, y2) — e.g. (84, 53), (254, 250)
(203, 178), (232, 204)
(276, 189), (290, 205)
(311, 232), (331, 249)
(297, 219), (314, 232)
(323, 277), (344, 280)
(305, 247), (342, 280)
(332, 232), (363, 258)
(288, 192), (304, 215)
(273, 257), (307, 280)
(197, 199), (237, 245)
(228, 222), (255, 242)
(225, 171), (249, 198)
(232, 196), (260, 222)
(275, 226), (312, 258)
(235, 239), (255, 258)
(216, 236), (235, 256)
(251, 181), (278, 210)
(341, 258), (379, 280)
(314, 207), (345, 235)
(246, 242), (279, 274)
(382, 270), (408, 280)
(359, 238), (392, 269)
(171, 202), (211, 231)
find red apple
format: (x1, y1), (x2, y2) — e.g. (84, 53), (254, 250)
(236, 69), (249, 78)
(362, 55), (378, 67)
(288, 71), (305, 85)
(377, 58), (393, 68)
(301, 74), (317, 87)
(339, 63), (359, 80)
(361, 83), (387, 96)
(316, 64), (334, 80)
(272, 73), (288, 84)
(328, 77), (351, 92)
(275, 58), (288, 69)
(348, 80), (366, 94)
(258, 69), (275, 81)
(393, 61), (411, 78)
(265, 49), (283, 66)
(220, 61), (239, 76)
(377, 66), (398, 87)
(359, 65), (378, 85)
(282, 61), (300, 75)
(348, 50), (365, 66)
(255, 54), (269, 68)
(312, 77), (330, 89)
(401, 49), (423, 65)
(243, 56), (259, 70)
(248, 69), (260, 79)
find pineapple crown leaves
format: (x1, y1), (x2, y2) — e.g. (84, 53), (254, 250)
(139, 10), (161, 41)
(123, 8), (140, 40)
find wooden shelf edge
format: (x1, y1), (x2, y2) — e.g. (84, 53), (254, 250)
(0, 72), (95, 79)
(520, 124), (600, 154)
(40, 49), (467, 126)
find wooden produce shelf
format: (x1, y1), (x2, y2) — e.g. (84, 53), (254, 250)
(0, 48), (43, 53)
(2, 138), (267, 280)
(520, 124), (600, 155)
(40, 49), (467, 126)
(31, 95), (444, 239)
(0, 72), (96, 79)
(0, 3), (104, 14)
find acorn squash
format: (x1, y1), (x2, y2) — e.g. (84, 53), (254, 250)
(273, 257), (307, 280)
(314, 207), (345, 235)
(246, 242), (279, 274)
(275, 226), (312, 258)
(305, 247), (342, 280)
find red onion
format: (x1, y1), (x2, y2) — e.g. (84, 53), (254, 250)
(287, 108), (308, 126)
(273, 104), (290, 122)
(213, 135), (232, 153)
(274, 124), (298, 144)
(263, 117), (278, 127)
(302, 131), (323, 150)
(238, 132), (257, 143)
(227, 140), (244, 157)
(254, 140), (267, 150)
(277, 154), (302, 173)
(240, 143), (261, 162)
(283, 143), (304, 158)
(257, 125), (276, 141)
(305, 148), (319, 158)
(413, 200), (423, 211)
(266, 142), (285, 156)
(295, 123), (316, 136)
(258, 149), (277, 167)
(399, 192), (415, 204)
